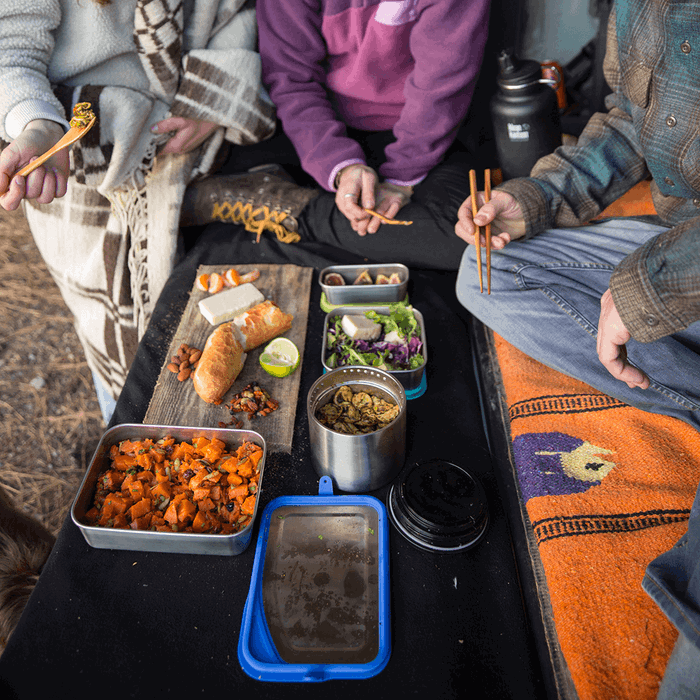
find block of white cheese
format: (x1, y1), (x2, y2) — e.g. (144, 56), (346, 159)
(341, 314), (382, 341)
(198, 283), (265, 326)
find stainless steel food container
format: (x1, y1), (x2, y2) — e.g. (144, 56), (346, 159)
(71, 424), (266, 555)
(307, 367), (406, 493)
(319, 263), (409, 305)
(321, 305), (427, 392)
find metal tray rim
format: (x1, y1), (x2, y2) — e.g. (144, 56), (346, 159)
(71, 423), (267, 555)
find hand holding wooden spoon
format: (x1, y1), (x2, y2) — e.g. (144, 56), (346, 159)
(15, 103), (96, 178)
(0, 103), (95, 211)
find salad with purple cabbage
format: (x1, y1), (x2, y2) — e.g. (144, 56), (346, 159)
(325, 304), (425, 371)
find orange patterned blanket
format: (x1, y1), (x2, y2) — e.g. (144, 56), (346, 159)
(492, 332), (699, 700)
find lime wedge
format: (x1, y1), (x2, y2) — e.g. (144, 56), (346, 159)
(259, 338), (300, 377)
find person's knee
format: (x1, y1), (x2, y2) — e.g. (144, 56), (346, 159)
(657, 633), (700, 700)
(456, 245), (517, 312)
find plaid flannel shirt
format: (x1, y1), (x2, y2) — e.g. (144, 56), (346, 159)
(499, 0), (700, 343)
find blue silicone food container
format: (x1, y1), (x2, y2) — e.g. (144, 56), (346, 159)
(238, 476), (391, 682)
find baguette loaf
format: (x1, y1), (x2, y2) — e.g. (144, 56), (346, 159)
(193, 323), (247, 404)
(232, 300), (293, 352)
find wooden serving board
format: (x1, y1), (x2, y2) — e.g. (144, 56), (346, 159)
(144, 264), (314, 453)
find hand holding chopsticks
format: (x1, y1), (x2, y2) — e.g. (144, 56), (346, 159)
(469, 168), (493, 294)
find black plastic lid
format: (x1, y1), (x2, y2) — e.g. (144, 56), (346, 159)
(496, 49), (542, 89)
(387, 460), (488, 553)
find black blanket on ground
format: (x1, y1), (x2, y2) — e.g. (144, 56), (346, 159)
(0, 225), (549, 699)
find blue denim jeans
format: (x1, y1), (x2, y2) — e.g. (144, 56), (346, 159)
(91, 369), (116, 426)
(456, 218), (700, 690)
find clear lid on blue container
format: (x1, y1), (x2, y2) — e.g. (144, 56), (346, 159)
(238, 476), (391, 682)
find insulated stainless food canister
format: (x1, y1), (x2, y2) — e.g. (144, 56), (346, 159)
(307, 367), (406, 493)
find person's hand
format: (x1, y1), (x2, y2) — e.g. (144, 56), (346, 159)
(335, 164), (379, 236)
(152, 117), (220, 155)
(365, 181), (413, 234)
(596, 288), (650, 389)
(0, 120), (69, 211)
(455, 189), (526, 248)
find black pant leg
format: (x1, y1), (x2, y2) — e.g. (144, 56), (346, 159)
(297, 146), (475, 271)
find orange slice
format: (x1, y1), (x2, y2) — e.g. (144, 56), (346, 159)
(208, 272), (225, 294)
(224, 268), (241, 287)
(195, 273), (210, 292)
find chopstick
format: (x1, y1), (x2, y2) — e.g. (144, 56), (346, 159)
(484, 169), (492, 295)
(469, 170), (483, 294)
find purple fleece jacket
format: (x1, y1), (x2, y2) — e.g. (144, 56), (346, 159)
(257, 0), (491, 191)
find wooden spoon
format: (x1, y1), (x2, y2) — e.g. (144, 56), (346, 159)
(15, 116), (96, 179)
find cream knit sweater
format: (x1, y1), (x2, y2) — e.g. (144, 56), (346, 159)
(0, 0), (276, 401)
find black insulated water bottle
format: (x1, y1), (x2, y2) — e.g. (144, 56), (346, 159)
(490, 49), (562, 180)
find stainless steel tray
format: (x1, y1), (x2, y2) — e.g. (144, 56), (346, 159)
(71, 424), (266, 555)
(319, 264), (409, 305)
(321, 305), (427, 392)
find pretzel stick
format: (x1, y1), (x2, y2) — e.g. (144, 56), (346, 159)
(363, 208), (413, 225)
(484, 168), (492, 295)
(469, 170), (483, 294)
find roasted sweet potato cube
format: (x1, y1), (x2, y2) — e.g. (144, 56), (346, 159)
(119, 439), (142, 454)
(84, 506), (100, 524)
(177, 499), (196, 524)
(193, 436), (211, 452)
(136, 470), (155, 484)
(112, 453), (138, 470)
(198, 497), (216, 512)
(128, 480), (147, 500)
(130, 513), (152, 530)
(201, 439), (225, 463)
(137, 451), (154, 470)
(128, 498), (152, 521)
(222, 502), (240, 522)
(151, 481), (171, 500)
(163, 501), (179, 525)
(104, 493), (131, 515)
(241, 495), (256, 516)
(218, 457), (237, 473)
(192, 510), (213, 533)
(102, 470), (125, 490)
(203, 470), (222, 485)
(229, 484), (248, 502)
(188, 468), (210, 490)
(112, 514), (129, 529)
(237, 458), (254, 478)
(170, 442), (195, 460)
(227, 473), (243, 486)
(248, 448), (263, 468)
(192, 487), (210, 502)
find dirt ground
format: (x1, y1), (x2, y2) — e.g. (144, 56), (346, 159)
(0, 206), (105, 537)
